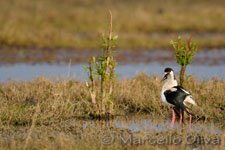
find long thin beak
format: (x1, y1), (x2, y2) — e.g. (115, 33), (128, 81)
(161, 74), (167, 82)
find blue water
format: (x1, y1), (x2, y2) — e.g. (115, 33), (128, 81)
(0, 62), (224, 82)
(67, 115), (223, 134)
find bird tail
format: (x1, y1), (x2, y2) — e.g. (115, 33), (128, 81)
(177, 101), (193, 116)
(184, 96), (197, 106)
(174, 107), (184, 122)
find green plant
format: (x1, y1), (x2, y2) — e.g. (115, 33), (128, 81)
(83, 10), (118, 118)
(170, 36), (198, 86)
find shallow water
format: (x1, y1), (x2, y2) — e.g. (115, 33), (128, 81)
(0, 62), (224, 82)
(0, 49), (225, 82)
(0, 115), (223, 150)
(67, 115), (223, 134)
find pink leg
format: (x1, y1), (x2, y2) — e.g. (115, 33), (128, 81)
(186, 108), (192, 129)
(189, 114), (192, 129)
(170, 107), (175, 130)
(179, 109), (182, 129)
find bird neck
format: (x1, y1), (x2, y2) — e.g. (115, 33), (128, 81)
(170, 72), (176, 80)
(162, 78), (178, 92)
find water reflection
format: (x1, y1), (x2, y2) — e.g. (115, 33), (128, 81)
(0, 62), (224, 82)
(66, 115), (223, 134)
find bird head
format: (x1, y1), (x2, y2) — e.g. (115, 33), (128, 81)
(161, 68), (175, 82)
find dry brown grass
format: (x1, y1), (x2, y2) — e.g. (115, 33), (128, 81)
(0, 74), (224, 149)
(0, 118), (224, 150)
(0, 0), (225, 49)
(0, 74), (224, 126)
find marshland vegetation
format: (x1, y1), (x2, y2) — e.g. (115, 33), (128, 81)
(0, 74), (224, 126)
(0, 0), (224, 149)
(0, 0), (225, 50)
(0, 75), (224, 149)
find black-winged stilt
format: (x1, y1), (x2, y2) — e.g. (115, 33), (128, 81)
(160, 68), (197, 129)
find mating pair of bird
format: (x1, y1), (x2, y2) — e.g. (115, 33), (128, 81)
(160, 68), (197, 130)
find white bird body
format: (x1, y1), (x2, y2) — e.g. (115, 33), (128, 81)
(160, 79), (177, 106)
(160, 70), (178, 106)
(160, 69), (197, 107)
(160, 67), (197, 129)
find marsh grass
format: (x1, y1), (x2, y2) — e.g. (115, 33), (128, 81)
(0, 74), (224, 149)
(0, 0), (225, 49)
(0, 74), (224, 126)
(0, 116), (224, 150)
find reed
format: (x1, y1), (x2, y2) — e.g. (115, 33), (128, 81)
(0, 75), (224, 126)
(83, 10), (118, 118)
(0, 75), (224, 149)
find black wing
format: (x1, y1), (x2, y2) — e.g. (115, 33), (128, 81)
(173, 85), (192, 96)
(164, 86), (191, 115)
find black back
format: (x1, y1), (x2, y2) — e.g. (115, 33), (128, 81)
(164, 86), (191, 114)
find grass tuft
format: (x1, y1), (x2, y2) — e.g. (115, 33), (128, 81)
(0, 75), (224, 126)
